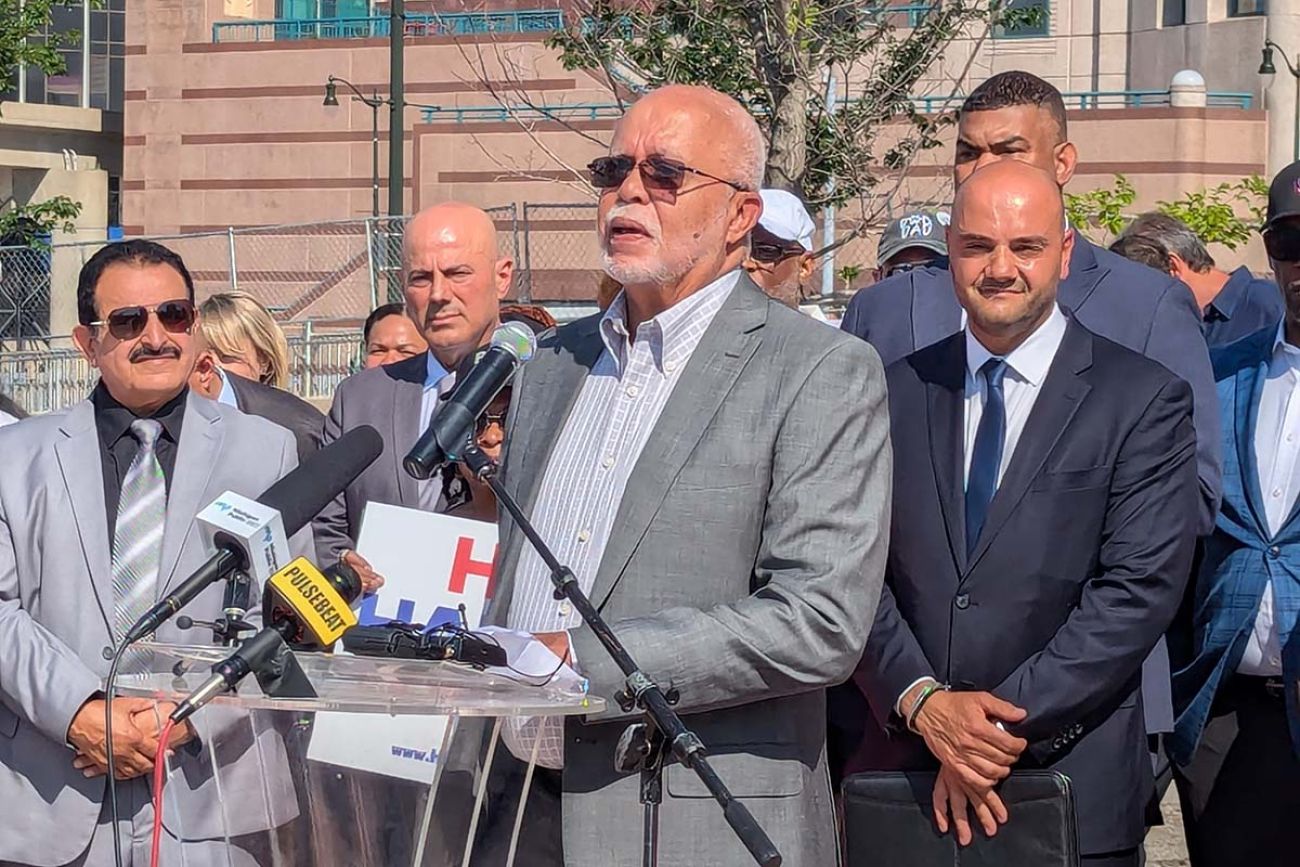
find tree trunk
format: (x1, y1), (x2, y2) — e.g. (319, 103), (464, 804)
(748, 0), (810, 195)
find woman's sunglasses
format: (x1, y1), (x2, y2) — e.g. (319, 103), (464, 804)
(588, 155), (749, 193)
(89, 299), (197, 340)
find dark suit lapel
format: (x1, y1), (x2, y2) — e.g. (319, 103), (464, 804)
(921, 336), (969, 573)
(158, 394), (223, 596)
(1235, 359), (1272, 538)
(389, 355), (427, 508)
(54, 400), (113, 638)
(589, 281), (766, 610)
(1059, 238), (1107, 314)
(966, 321), (1093, 573)
(912, 270), (963, 351)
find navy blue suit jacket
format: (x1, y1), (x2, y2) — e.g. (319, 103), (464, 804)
(845, 320), (1199, 856)
(841, 237), (1220, 535)
(1171, 326), (1300, 766)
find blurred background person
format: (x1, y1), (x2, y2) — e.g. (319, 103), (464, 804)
(872, 208), (950, 282)
(0, 391), (26, 426)
(1116, 212), (1283, 348)
(438, 304), (555, 523)
(1109, 232), (1174, 275)
(363, 301), (428, 369)
(596, 274), (622, 312)
(744, 188), (816, 308)
(199, 290), (292, 387)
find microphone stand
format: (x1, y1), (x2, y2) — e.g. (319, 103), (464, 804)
(459, 445), (782, 867)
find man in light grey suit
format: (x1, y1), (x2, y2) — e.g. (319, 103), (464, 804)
(475, 85), (891, 866)
(0, 240), (308, 867)
(313, 202), (509, 586)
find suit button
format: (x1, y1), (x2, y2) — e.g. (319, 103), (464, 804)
(101, 646), (114, 661)
(1269, 546), (1282, 559)
(954, 594), (970, 610)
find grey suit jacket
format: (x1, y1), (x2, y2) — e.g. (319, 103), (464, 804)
(225, 370), (324, 463)
(313, 353), (434, 567)
(486, 279), (892, 866)
(0, 392), (311, 867)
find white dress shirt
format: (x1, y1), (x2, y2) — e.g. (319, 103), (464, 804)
(417, 351), (454, 510)
(503, 269), (740, 768)
(897, 305), (1069, 714)
(1238, 325), (1300, 676)
(215, 368), (239, 408)
(0, 410), (18, 428)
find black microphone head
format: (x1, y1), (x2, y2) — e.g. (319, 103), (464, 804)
(258, 425), (384, 534)
(176, 615), (194, 630)
(323, 558), (363, 606)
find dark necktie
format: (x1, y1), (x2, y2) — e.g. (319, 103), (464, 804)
(966, 359), (1008, 556)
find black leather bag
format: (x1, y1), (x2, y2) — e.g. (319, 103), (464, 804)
(841, 770), (1080, 867)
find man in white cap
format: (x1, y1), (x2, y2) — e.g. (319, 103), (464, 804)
(745, 188), (817, 308)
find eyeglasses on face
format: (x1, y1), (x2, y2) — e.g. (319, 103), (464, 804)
(751, 240), (807, 264)
(1264, 225), (1300, 263)
(884, 255), (949, 277)
(89, 299), (197, 340)
(588, 154), (749, 193)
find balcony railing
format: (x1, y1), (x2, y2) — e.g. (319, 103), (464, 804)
(212, 10), (565, 43)
(909, 89), (1253, 112)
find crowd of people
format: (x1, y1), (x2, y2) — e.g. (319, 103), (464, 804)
(0, 68), (1295, 867)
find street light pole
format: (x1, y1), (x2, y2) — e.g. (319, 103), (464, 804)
(324, 76), (385, 218)
(1260, 41), (1300, 164)
(388, 0), (405, 217)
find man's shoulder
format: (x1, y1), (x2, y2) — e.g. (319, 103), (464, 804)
(229, 374), (323, 426)
(332, 354), (425, 405)
(0, 406), (74, 452)
(201, 397), (296, 449)
(1077, 321), (1191, 399)
(844, 269), (928, 321)
(1209, 325), (1275, 382)
(1088, 243), (1184, 307)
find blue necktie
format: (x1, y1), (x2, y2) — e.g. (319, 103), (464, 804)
(966, 359), (1008, 556)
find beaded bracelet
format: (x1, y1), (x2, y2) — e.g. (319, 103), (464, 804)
(906, 681), (950, 733)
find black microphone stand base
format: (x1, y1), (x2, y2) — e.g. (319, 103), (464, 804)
(460, 446), (781, 867)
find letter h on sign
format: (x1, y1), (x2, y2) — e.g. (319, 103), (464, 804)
(448, 536), (497, 600)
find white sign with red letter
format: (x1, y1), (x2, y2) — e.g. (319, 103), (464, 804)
(306, 503), (498, 782)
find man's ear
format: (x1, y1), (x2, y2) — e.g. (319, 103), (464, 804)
(727, 191), (763, 245)
(73, 325), (97, 367)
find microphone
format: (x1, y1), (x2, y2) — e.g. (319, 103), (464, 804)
(122, 425), (383, 645)
(170, 556), (362, 724)
(403, 322), (537, 480)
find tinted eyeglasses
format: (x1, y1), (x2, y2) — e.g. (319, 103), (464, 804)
(89, 299), (197, 340)
(1264, 225), (1300, 263)
(751, 240), (807, 264)
(588, 155), (749, 193)
(476, 409), (507, 433)
(884, 256), (949, 277)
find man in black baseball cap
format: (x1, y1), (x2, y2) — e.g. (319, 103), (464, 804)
(1261, 161), (1300, 340)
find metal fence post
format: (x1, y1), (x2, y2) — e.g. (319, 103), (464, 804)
(521, 202), (533, 302)
(303, 319), (314, 399)
(365, 218), (379, 311)
(227, 227), (239, 291)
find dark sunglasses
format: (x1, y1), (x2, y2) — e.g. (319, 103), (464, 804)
(588, 155), (749, 193)
(90, 299), (197, 340)
(475, 409), (507, 435)
(884, 255), (949, 277)
(751, 240), (807, 264)
(1264, 226), (1300, 263)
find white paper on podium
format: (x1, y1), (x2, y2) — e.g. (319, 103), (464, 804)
(307, 502), (499, 783)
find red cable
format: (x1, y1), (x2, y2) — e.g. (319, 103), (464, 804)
(150, 718), (177, 867)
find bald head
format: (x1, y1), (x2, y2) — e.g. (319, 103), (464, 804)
(402, 200), (511, 369)
(598, 84), (765, 317)
(948, 161), (1074, 355)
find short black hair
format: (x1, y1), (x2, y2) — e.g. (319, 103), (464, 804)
(363, 302), (409, 344)
(1109, 233), (1173, 275)
(962, 71), (1068, 142)
(77, 239), (196, 326)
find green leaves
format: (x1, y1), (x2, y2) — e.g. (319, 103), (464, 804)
(1065, 174), (1136, 239)
(1156, 176), (1266, 250)
(0, 0), (79, 94)
(0, 195), (83, 247)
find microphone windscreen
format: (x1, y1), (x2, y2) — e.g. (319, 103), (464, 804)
(258, 424), (384, 534)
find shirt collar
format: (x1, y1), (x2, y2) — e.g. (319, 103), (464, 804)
(1206, 267), (1250, 322)
(215, 368), (239, 408)
(92, 381), (188, 448)
(424, 351), (452, 393)
(599, 269), (741, 373)
(965, 304), (1068, 388)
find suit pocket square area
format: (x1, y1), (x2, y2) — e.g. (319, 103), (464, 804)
(841, 770), (1080, 867)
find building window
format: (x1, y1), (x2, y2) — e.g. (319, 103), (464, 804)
(994, 0), (1049, 39)
(1162, 0), (1185, 26)
(8, 0), (125, 111)
(1229, 0), (1267, 15)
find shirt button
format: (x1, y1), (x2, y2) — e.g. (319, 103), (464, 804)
(1270, 655), (1282, 667)
(1269, 546), (1282, 558)
(1273, 488), (1283, 498)
(559, 600), (572, 616)
(665, 361), (677, 373)
(602, 455), (614, 469)
(577, 529), (590, 543)
(954, 594), (970, 610)
(626, 385), (639, 397)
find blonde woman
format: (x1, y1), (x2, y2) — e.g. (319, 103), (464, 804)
(198, 291), (291, 388)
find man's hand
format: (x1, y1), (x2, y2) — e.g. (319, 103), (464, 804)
(67, 697), (164, 780)
(933, 763), (1009, 846)
(343, 550), (385, 593)
(129, 702), (196, 750)
(533, 631), (571, 664)
(913, 690), (1027, 791)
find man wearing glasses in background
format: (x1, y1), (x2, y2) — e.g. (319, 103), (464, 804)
(874, 208), (950, 281)
(744, 188), (817, 309)
(0, 239), (307, 866)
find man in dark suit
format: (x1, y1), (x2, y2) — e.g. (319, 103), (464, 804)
(312, 202), (509, 584)
(834, 71), (1216, 771)
(1169, 161), (1300, 867)
(189, 345), (323, 462)
(844, 161), (1199, 867)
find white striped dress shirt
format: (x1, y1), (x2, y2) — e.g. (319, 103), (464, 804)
(503, 269), (740, 768)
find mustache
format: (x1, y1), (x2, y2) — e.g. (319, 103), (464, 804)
(130, 345), (181, 362)
(604, 204), (661, 240)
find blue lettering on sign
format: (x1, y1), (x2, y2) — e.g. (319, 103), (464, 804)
(356, 597), (460, 628)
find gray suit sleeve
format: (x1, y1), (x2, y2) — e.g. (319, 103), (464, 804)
(0, 494), (101, 745)
(311, 386), (352, 567)
(1143, 277), (1221, 533)
(571, 341), (892, 719)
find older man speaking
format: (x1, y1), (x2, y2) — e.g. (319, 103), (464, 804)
(477, 85), (891, 866)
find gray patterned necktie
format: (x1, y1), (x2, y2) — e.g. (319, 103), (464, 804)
(112, 419), (166, 653)
(417, 371), (457, 512)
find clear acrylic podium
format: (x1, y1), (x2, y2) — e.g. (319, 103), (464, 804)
(115, 642), (602, 867)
